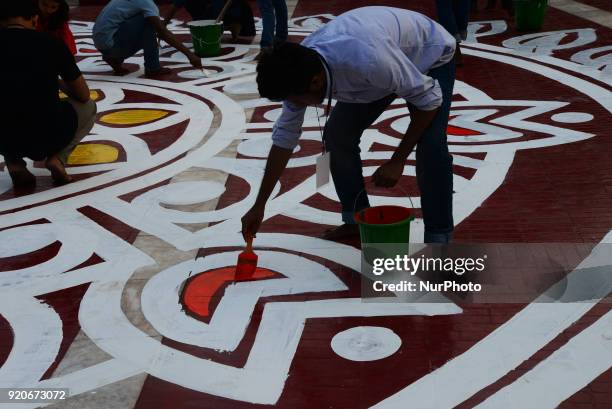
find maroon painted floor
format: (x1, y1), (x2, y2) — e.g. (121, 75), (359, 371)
(0, 1), (611, 408)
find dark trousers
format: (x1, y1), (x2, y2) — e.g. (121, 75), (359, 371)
(324, 60), (456, 242)
(256, 0), (288, 47)
(436, 0), (471, 40)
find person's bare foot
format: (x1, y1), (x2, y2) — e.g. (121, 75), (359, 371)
(45, 155), (72, 185)
(144, 67), (172, 78)
(322, 223), (360, 240)
(102, 55), (129, 76)
(6, 158), (36, 188)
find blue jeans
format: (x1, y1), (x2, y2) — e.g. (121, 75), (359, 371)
(99, 14), (160, 70)
(256, 0), (288, 47)
(324, 60), (456, 243)
(436, 0), (471, 40)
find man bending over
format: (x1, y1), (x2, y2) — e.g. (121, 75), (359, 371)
(241, 6), (457, 243)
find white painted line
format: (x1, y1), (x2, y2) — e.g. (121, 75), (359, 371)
(0, 296), (63, 388)
(476, 309), (612, 408)
(549, 0), (612, 29)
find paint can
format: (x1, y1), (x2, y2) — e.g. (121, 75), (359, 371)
(355, 206), (414, 245)
(355, 205), (414, 272)
(188, 20), (223, 57)
(514, 0), (548, 32)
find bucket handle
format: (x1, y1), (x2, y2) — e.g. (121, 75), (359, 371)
(354, 186), (416, 221)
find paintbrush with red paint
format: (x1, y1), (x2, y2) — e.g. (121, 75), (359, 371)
(235, 236), (258, 279)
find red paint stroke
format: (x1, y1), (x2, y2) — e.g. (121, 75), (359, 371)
(181, 267), (280, 320)
(447, 124), (481, 136)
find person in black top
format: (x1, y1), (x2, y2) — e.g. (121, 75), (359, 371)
(0, 0), (97, 187)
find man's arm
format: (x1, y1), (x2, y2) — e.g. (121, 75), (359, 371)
(241, 101), (306, 240)
(147, 16), (202, 68)
(392, 106), (438, 162)
(62, 76), (91, 103)
(372, 106), (438, 187)
(56, 39), (91, 103)
(241, 145), (293, 240)
(369, 39), (445, 187)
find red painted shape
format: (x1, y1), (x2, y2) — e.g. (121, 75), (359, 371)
(181, 267), (278, 320)
(447, 124), (482, 136)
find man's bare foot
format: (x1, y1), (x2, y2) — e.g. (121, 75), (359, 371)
(6, 158), (36, 188)
(45, 156), (72, 185)
(102, 55), (129, 76)
(144, 67), (172, 78)
(322, 223), (360, 241)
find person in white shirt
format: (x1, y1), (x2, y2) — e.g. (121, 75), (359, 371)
(241, 6), (457, 243)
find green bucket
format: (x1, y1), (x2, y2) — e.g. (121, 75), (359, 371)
(355, 205), (414, 244)
(188, 20), (223, 57)
(356, 205), (414, 270)
(514, 0), (548, 31)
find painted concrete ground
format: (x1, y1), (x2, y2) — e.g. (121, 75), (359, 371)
(1, 1), (612, 408)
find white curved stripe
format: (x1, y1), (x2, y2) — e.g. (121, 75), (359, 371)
(0, 296), (63, 387)
(0, 224), (95, 288)
(464, 42), (612, 91)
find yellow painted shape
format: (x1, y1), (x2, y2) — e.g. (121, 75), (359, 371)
(67, 143), (119, 165)
(59, 90), (100, 100)
(100, 109), (169, 125)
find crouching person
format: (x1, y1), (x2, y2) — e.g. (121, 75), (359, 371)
(93, 0), (203, 77)
(1, 0), (96, 187)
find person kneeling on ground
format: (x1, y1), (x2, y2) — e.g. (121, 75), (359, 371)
(93, 0), (203, 77)
(164, 0), (256, 42)
(1, 0), (97, 187)
(241, 7), (456, 244)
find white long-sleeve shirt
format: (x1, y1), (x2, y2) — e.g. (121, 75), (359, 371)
(271, 6), (456, 150)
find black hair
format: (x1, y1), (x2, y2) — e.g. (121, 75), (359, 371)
(44, 0), (70, 31)
(256, 42), (324, 101)
(0, 0), (39, 21)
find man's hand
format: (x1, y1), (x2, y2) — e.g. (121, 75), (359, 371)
(372, 158), (404, 188)
(149, 16), (202, 66)
(187, 52), (203, 69)
(241, 205), (265, 242)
